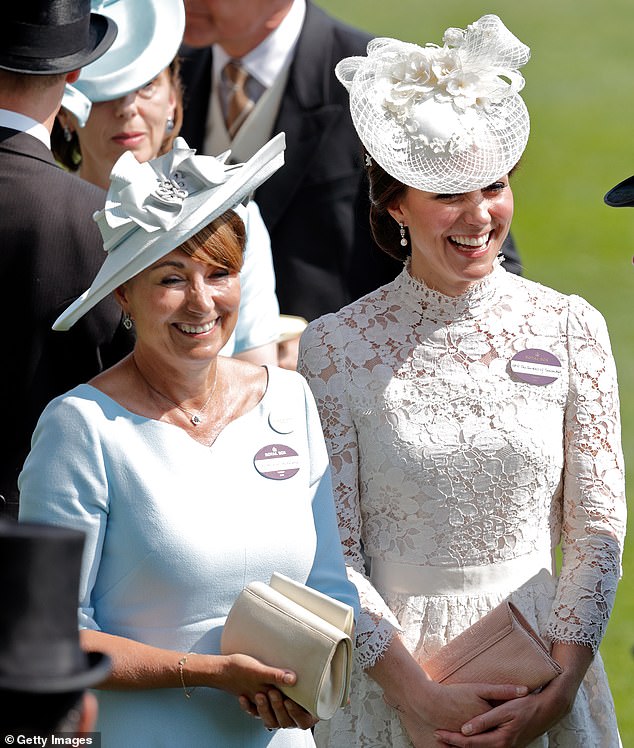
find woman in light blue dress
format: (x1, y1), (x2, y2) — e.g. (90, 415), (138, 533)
(19, 132), (358, 747)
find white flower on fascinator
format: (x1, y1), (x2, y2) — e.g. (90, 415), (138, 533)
(336, 15), (531, 193)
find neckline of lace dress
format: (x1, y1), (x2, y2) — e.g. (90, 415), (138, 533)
(395, 258), (505, 320)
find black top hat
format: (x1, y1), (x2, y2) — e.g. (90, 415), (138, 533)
(604, 175), (634, 208)
(0, 0), (117, 75)
(0, 520), (111, 692)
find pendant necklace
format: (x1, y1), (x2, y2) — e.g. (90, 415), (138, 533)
(132, 354), (218, 427)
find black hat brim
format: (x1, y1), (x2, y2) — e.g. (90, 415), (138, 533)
(0, 651), (111, 694)
(0, 14), (117, 76)
(604, 175), (634, 207)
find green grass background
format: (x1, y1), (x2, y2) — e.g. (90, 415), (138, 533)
(315, 0), (634, 741)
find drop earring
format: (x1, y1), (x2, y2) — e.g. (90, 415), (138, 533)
(122, 313), (133, 330)
(63, 126), (73, 142)
(399, 222), (408, 247)
(166, 116), (175, 132)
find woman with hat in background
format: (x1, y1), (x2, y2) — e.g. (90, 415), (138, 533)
(53, 0), (281, 365)
(298, 15), (625, 747)
(18, 132), (359, 746)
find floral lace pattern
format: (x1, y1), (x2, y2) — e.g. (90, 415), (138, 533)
(299, 264), (625, 746)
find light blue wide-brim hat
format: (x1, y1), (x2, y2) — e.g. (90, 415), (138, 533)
(53, 133), (286, 331)
(62, 0), (185, 127)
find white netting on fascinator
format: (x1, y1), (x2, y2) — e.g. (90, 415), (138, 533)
(336, 15), (530, 193)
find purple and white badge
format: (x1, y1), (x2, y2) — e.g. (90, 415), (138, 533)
(254, 444), (300, 480)
(510, 348), (562, 386)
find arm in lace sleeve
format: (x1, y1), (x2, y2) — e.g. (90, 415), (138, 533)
(298, 316), (401, 669)
(547, 296), (627, 653)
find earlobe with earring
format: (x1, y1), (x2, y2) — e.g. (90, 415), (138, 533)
(399, 222), (408, 247)
(166, 116), (175, 133)
(122, 313), (133, 331)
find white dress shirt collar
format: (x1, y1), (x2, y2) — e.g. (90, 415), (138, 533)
(0, 109), (51, 149)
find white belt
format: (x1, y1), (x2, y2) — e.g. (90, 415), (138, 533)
(370, 549), (554, 596)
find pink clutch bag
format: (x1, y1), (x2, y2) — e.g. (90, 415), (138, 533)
(420, 601), (562, 692)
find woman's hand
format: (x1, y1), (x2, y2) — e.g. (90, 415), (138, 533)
(80, 631), (317, 731)
(215, 653), (296, 700)
(432, 642), (593, 747)
(388, 681), (529, 747)
(238, 690), (319, 731)
(368, 636), (528, 746)
(222, 654), (318, 730)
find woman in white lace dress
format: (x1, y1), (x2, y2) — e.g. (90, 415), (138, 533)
(298, 15), (626, 748)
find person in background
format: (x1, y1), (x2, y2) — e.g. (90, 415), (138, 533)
(0, 520), (111, 738)
(0, 0), (133, 520)
(179, 0), (523, 372)
(276, 314), (308, 370)
(299, 15), (625, 747)
(19, 132), (359, 747)
(53, 0), (281, 365)
(604, 173), (634, 210)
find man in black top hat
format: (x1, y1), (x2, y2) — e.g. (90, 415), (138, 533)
(0, 520), (110, 737)
(0, 1), (134, 520)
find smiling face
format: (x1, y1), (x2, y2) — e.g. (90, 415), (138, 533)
(70, 69), (177, 189)
(116, 248), (241, 368)
(388, 177), (514, 296)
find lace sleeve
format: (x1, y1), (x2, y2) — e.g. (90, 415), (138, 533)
(298, 316), (401, 669)
(547, 296), (627, 653)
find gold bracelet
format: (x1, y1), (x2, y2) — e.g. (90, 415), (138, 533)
(178, 654), (197, 699)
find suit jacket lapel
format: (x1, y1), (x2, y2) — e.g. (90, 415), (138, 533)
(256, 3), (344, 231)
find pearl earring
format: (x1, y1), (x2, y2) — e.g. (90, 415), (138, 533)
(399, 222), (408, 247)
(166, 116), (175, 132)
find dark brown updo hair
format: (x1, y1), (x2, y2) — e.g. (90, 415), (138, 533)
(52, 57), (184, 172)
(366, 155), (410, 262)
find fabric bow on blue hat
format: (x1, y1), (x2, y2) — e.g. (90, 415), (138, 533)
(54, 133), (286, 331)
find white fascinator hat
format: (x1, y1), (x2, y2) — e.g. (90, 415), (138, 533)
(53, 132), (286, 331)
(62, 0), (185, 127)
(336, 14), (530, 193)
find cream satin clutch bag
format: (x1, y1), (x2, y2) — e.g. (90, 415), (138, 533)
(421, 601), (562, 692)
(221, 572), (354, 720)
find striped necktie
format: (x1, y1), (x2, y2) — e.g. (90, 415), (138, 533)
(223, 60), (255, 137)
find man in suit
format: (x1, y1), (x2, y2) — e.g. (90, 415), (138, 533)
(0, 1), (134, 519)
(0, 520), (110, 738)
(179, 0), (522, 329)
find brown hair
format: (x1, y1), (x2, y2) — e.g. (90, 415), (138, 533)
(180, 209), (246, 273)
(366, 156), (410, 262)
(52, 58), (184, 172)
(0, 69), (66, 93)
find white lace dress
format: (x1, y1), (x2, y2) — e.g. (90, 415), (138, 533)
(298, 263), (626, 747)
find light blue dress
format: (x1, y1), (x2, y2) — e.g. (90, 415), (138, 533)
(19, 366), (358, 747)
(222, 201), (280, 357)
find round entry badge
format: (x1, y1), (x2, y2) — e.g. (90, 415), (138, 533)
(510, 348), (562, 386)
(254, 444), (300, 480)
